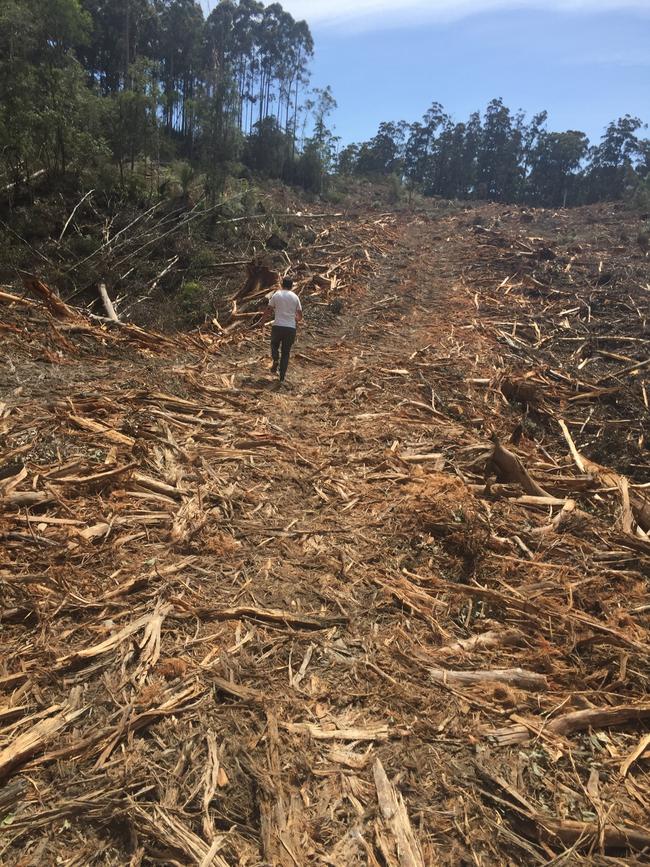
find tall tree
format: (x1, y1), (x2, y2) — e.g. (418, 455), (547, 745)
(476, 98), (522, 201)
(528, 130), (589, 206)
(0, 0), (104, 181)
(297, 85), (338, 192)
(158, 0), (203, 140)
(587, 115), (643, 201)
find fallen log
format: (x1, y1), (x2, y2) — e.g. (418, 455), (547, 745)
(3, 168), (46, 191)
(281, 721), (389, 742)
(547, 704), (650, 737)
(489, 703), (650, 745)
(132, 472), (184, 499)
(68, 414), (135, 447)
(536, 816), (650, 852)
(429, 666), (547, 691)
(1, 491), (54, 509)
(22, 277), (76, 320)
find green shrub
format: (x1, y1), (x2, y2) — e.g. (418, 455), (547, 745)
(187, 248), (216, 278)
(176, 280), (209, 325)
(387, 173), (404, 204)
(173, 160), (195, 195)
(17, 202), (56, 241)
(633, 176), (650, 211)
(0, 229), (30, 277)
(121, 170), (149, 204)
(321, 181), (345, 205)
(89, 158), (121, 198)
(71, 234), (100, 257)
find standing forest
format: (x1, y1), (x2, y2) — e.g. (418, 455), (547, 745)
(1, 0), (649, 208)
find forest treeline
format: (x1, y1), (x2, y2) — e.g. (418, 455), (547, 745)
(0, 0), (648, 208)
(339, 103), (650, 207)
(0, 0), (337, 200)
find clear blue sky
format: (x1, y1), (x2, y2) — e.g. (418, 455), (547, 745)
(276, 0), (650, 148)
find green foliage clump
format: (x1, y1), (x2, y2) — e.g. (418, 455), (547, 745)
(386, 173), (404, 204)
(173, 161), (196, 196)
(630, 175), (650, 212)
(0, 229), (31, 278)
(90, 159), (122, 199)
(321, 185), (345, 205)
(187, 248), (216, 279)
(120, 169), (150, 205)
(0, 0), (108, 185)
(176, 280), (209, 326)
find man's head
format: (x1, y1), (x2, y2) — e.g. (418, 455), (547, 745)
(282, 276), (293, 290)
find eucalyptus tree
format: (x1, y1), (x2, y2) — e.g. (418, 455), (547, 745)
(79, 0), (158, 93)
(528, 130), (589, 206)
(231, 0), (264, 132)
(519, 110), (547, 199)
(0, 0), (103, 181)
(476, 98), (522, 201)
(281, 18), (313, 153)
(337, 144), (360, 176)
(157, 0), (204, 140)
(403, 102), (449, 193)
(296, 86), (338, 192)
(587, 115), (644, 200)
(355, 121), (407, 176)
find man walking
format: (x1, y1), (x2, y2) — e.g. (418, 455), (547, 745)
(262, 276), (302, 384)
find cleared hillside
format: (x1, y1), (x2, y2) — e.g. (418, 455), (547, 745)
(1, 202), (649, 865)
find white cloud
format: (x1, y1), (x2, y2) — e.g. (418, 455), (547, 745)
(282, 0), (650, 29)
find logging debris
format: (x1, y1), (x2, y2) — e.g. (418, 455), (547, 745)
(0, 202), (649, 864)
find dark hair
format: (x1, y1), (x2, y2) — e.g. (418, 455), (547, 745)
(282, 276), (293, 289)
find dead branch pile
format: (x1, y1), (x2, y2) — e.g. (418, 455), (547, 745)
(210, 212), (391, 339)
(0, 202), (649, 865)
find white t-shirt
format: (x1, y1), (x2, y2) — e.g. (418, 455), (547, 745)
(269, 289), (302, 328)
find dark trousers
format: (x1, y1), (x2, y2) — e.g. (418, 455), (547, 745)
(270, 325), (296, 381)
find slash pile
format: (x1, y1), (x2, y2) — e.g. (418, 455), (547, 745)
(0, 202), (649, 865)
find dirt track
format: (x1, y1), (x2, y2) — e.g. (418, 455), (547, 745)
(1, 208), (649, 864)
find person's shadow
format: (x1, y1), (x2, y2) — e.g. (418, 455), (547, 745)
(239, 375), (280, 391)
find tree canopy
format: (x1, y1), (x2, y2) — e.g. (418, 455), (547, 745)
(340, 99), (649, 207)
(0, 1), (648, 207)
(0, 0), (325, 197)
